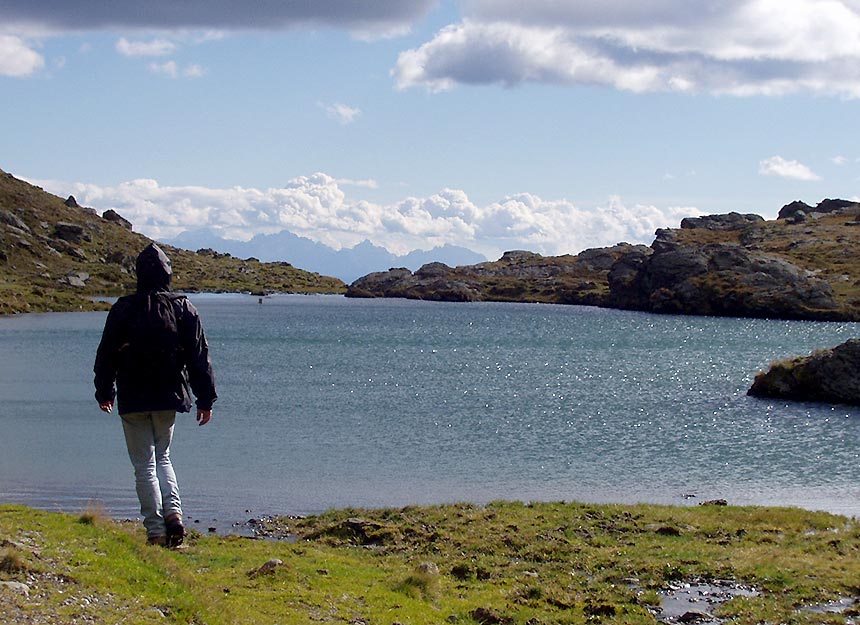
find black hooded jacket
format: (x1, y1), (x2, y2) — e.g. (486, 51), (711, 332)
(94, 243), (217, 415)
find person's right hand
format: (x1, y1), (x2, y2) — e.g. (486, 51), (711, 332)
(99, 401), (113, 414)
(196, 409), (212, 426)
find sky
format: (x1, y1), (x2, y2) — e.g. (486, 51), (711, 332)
(1, 0), (859, 259)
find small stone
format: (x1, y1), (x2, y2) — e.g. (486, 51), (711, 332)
(248, 558), (283, 579)
(0, 580), (30, 596)
(679, 610), (714, 623)
(416, 561), (439, 576)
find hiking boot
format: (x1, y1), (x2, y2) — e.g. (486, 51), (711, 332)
(165, 513), (186, 549)
(146, 534), (166, 547)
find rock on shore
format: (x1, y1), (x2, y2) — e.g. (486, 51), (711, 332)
(346, 244), (648, 306)
(748, 339), (860, 404)
(606, 230), (840, 320)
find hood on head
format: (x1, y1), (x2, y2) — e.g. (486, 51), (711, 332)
(135, 243), (173, 293)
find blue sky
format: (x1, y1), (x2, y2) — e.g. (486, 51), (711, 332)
(1, 0), (859, 259)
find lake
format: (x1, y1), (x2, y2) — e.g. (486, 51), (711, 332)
(2, 294), (860, 529)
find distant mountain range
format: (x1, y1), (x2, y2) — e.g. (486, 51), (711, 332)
(162, 228), (487, 283)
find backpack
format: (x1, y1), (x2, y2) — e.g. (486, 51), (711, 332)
(117, 292), (187, 388)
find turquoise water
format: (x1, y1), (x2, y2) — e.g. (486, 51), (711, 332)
(2, 294), (860, 526)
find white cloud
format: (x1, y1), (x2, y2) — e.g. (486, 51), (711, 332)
(832, 155), (849, 165)
(335, 177), (379, 189)
(148, 60), (205, 78)
(149, 60), (178, 78)
(0, 34), (44, 76)
(758, 156), (822, 181)
(394, 0), (860, 97)
(184, 63), (206, 77)
(322, 102), (362, 125)
(34, 174), (701, 259)
(116, 37), (176, 57)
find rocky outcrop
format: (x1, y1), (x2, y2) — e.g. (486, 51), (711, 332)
(607, 237), (840, 320)
(348, 266), (481, 302)
(778, 198), (860, 222)
(346, 244), (647, 305)
(680, 212), (764, 231)
(748, 340), (860, 404)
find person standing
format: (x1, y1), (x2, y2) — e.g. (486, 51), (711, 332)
(94, 243), (217, 547)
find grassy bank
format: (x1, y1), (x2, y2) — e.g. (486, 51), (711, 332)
(2, 501), (859, 624)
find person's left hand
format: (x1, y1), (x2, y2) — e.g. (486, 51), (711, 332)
(197, 409), (212, 426)
(99, 401), (113, 414)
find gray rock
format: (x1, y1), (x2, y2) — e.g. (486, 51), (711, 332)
(651, 229), (680, 253)
(248, 558), (283, 578)
(0, 209), (30, 233)
(64, 195), (79, 208)
(0, 581), (30, 596)
(748, 339), (860, 404)
(608, 242), (839, 319)
(414, 262), (451, 278)
(777, 200), (814, 220)
(54, 221), (86, 243)
(102, 209), (133, 230)
(779, 198), (860, 220)
(578, 243), (649, 271)
(500, 250), (541, 262)
(680, 212), (764, 231)
(416, 562), (439, 576)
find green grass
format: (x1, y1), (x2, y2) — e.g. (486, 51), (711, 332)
(3, 501), (860, 624)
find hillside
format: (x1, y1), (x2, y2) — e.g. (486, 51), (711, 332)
(348, 200), (860, 322)
(0, 169), (345, 314)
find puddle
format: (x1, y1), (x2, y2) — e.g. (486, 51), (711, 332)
(651, 580), (759, 624)
(803, 597), (859, 624)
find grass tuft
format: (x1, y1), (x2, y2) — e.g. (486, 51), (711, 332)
(395, 562), (441, 602)
(0, 548), (28, 574)
(78, 501), (110, 526)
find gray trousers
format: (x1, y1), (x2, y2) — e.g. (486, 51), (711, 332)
(120, 410), (182, 538)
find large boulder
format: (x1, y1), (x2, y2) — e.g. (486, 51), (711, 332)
(778, 198), (860, 221)
(607, 242), (839, 319)
(54, 221), (86, 243)
(0, 209), (30, 233)
(102, 209), (133, 230)
(748, 340), (860, 404)
(680, 212), (764, 231)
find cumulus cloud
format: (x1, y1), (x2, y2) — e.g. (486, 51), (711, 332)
(758, 156), (822, 181)
(116, 37), (176, 57)
(0, 34), (44, 76)
(322, 102), (362, 125)
(34, 174), (699, 258)
(394, 0), (860, 97)
(0, 0), (437, 38)
(832, 155), (849, 165)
